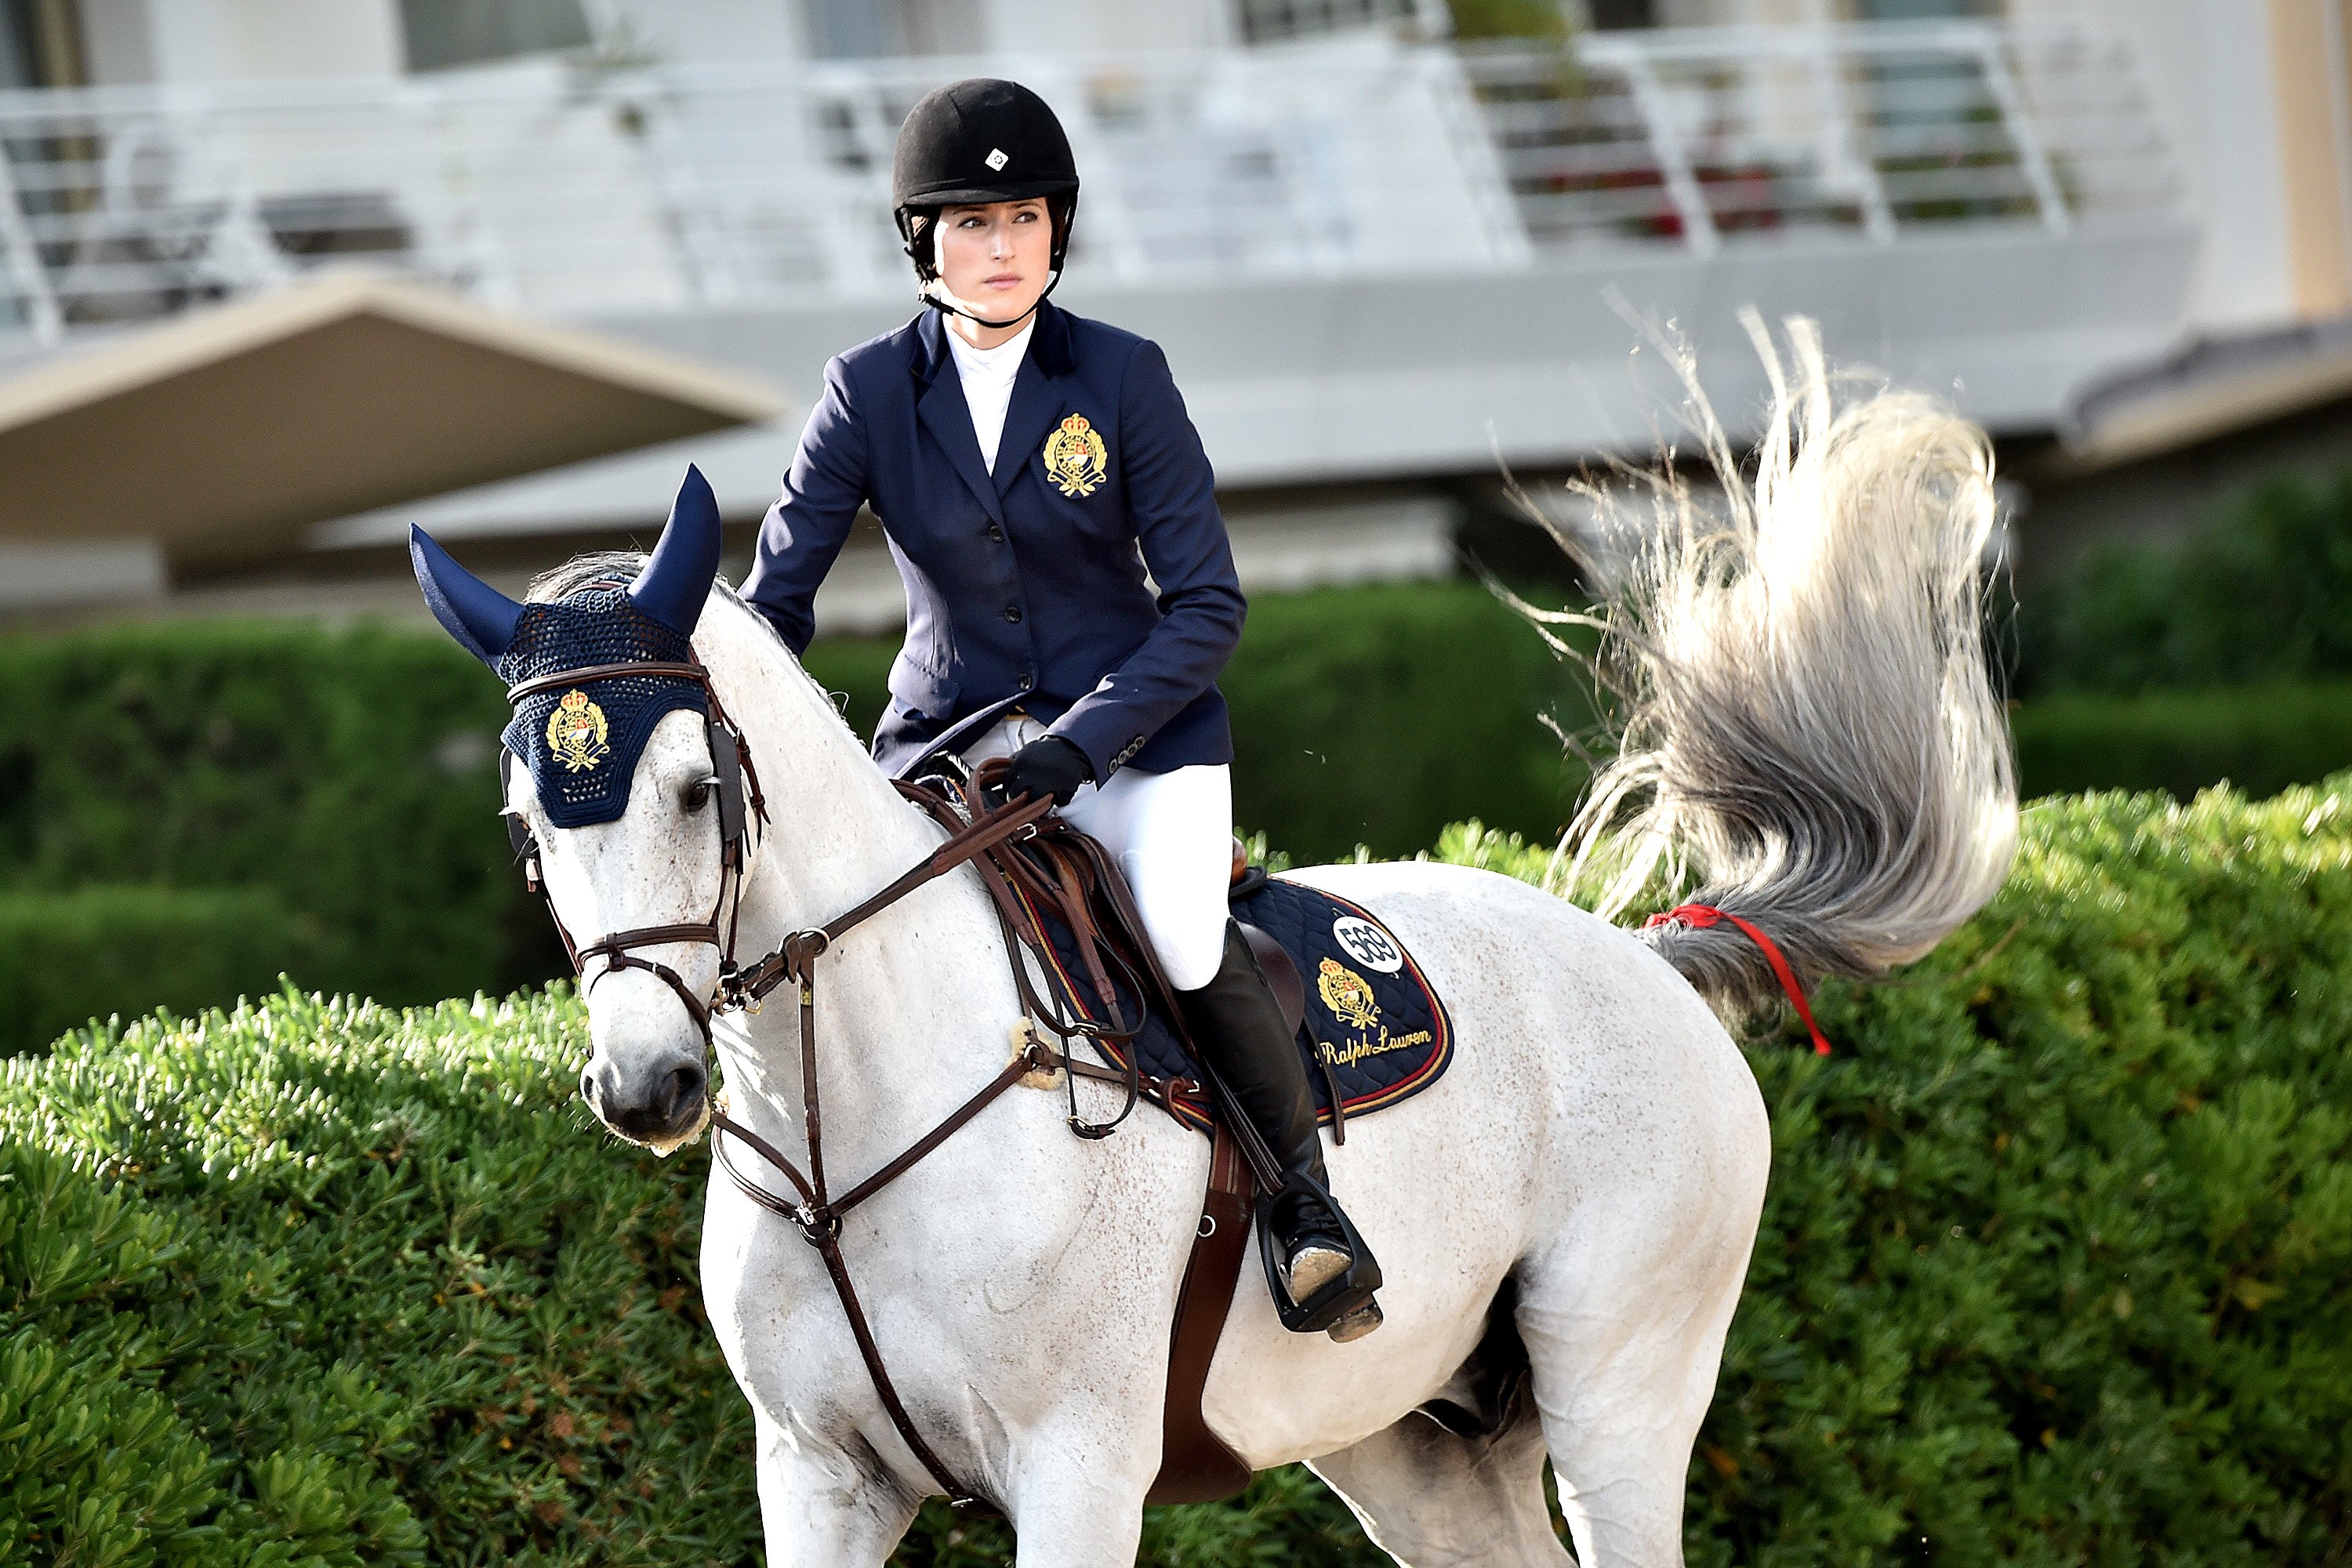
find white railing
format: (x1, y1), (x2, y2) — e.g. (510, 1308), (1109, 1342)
(0, 20), (2173, 343)
(1460, 20), (2176, 254)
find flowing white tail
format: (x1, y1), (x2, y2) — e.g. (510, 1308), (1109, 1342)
(1553, 312), (2018, 1010)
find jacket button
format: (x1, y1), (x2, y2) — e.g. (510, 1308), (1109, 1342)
(986, 524), (1006, 543)
(1003, 605), (1022, 624)
(1018, 672), (1034, 691)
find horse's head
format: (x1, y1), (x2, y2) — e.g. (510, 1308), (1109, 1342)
(410, 466), (740, 1152)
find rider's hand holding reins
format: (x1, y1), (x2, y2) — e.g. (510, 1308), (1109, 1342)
(994, 735), (1093, 808)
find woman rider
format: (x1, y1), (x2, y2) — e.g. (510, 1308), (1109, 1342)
(740, 78), (1377, 1340)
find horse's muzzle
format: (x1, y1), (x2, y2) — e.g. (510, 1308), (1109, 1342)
(582, 1053), (709, 1149)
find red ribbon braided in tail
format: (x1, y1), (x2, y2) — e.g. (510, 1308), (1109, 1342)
(1642, 904), (1833, 1056)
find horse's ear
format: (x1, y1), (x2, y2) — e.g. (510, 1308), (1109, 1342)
(629, 464), (723, 636)
(410, 524), (522, 666)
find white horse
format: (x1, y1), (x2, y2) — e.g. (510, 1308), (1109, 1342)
(432, 323), (2014, 1566)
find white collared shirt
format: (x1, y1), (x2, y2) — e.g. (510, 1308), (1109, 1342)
(944, 317), (1036, 475)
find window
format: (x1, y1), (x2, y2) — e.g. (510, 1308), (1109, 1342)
(804, 0), (982, 58)
(806, 0), (892, 58)
(1234, 0), (1433, 45)
(399, 0), (593, 74)
(0, 0), (83, 89)
(1585, 0), (1654, 27)
(1856, 0), (1993, 16)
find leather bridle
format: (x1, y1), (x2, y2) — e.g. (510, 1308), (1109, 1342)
(501, 658), (764, 1038)
(499, 655), (1147, 1512)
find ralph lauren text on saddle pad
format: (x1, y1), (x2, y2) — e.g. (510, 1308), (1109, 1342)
(1025, 875), (1454, 1136)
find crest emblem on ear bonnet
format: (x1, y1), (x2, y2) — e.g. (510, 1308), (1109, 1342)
(409, 466), (726, 828)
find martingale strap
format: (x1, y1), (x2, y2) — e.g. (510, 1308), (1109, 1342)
(706, 768), (1251, 1509)
(710, 1040), (1059, 1510)
(703, 786), (1067, 1511)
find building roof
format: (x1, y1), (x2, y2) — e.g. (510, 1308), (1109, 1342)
(2063, 314), (2352, 470)
(0, 273), (787, 574)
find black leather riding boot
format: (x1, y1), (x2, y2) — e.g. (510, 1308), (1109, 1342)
(1178, 920), (1376, 1334)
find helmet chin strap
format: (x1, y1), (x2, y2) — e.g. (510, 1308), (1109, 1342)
(921, 265), (1064, 332)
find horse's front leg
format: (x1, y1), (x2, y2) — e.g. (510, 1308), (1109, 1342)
(753, 1409), (922, 1567)
(1000, 1409), (1161, 1566)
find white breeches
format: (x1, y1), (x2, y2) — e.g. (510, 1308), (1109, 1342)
(963, 716), (1232, 991)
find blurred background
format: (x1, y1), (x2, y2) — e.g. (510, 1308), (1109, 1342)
(3, 0), (2350, 1049)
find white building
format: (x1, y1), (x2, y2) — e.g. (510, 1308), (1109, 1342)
(0, 0), (2332, 617)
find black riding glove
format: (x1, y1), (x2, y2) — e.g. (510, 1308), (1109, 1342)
(996, 735), (1094, 808)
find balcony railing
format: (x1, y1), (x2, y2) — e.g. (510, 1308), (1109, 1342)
(1459, 20), (2176, 255)
(0, 19), (2175, 343)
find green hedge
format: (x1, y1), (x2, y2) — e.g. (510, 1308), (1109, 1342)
(8, 779), (2352, 1564)
(1222, 579), (1590, 859)
(0, 885), (302, 1056)
(1680, 781), (2352, 1565)
(0, 620), (533, 1034)
(0, 990), (733, 1567)
(2005, 461), (2352, 800)
(2021, 466), (2352, 696)
(27, 586), (2352, 1071)
(2012, 681), (2352, 802)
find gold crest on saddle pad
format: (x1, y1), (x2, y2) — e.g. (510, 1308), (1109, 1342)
(1042, 413), (1108, 498)
(1316, 958), (1381, 1033)
(546, 689), (611, 773)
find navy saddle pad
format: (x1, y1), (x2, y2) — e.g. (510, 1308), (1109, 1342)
(1026, 872), (1456, 1137)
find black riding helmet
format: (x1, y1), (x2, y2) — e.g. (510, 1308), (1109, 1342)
(892, 78), (1079, 329)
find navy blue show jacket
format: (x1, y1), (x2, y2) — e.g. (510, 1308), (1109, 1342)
(741, 300), (1246, 781)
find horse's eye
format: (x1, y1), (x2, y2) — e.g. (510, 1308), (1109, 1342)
(684, 780), (713, 814)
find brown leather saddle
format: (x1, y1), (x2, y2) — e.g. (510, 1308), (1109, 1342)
(898, 769), (1295, 1505)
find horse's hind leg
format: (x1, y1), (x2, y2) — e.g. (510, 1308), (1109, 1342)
(1516, 1242), (1749, 1568)
(1308, 1395), (1570, 1567)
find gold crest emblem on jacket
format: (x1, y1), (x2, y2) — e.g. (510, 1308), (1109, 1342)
(1042, 413), (1109, 498)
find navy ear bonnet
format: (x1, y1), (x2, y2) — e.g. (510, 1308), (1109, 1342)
(496, 589), (708, 829)
(409, 465), (724, 830)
